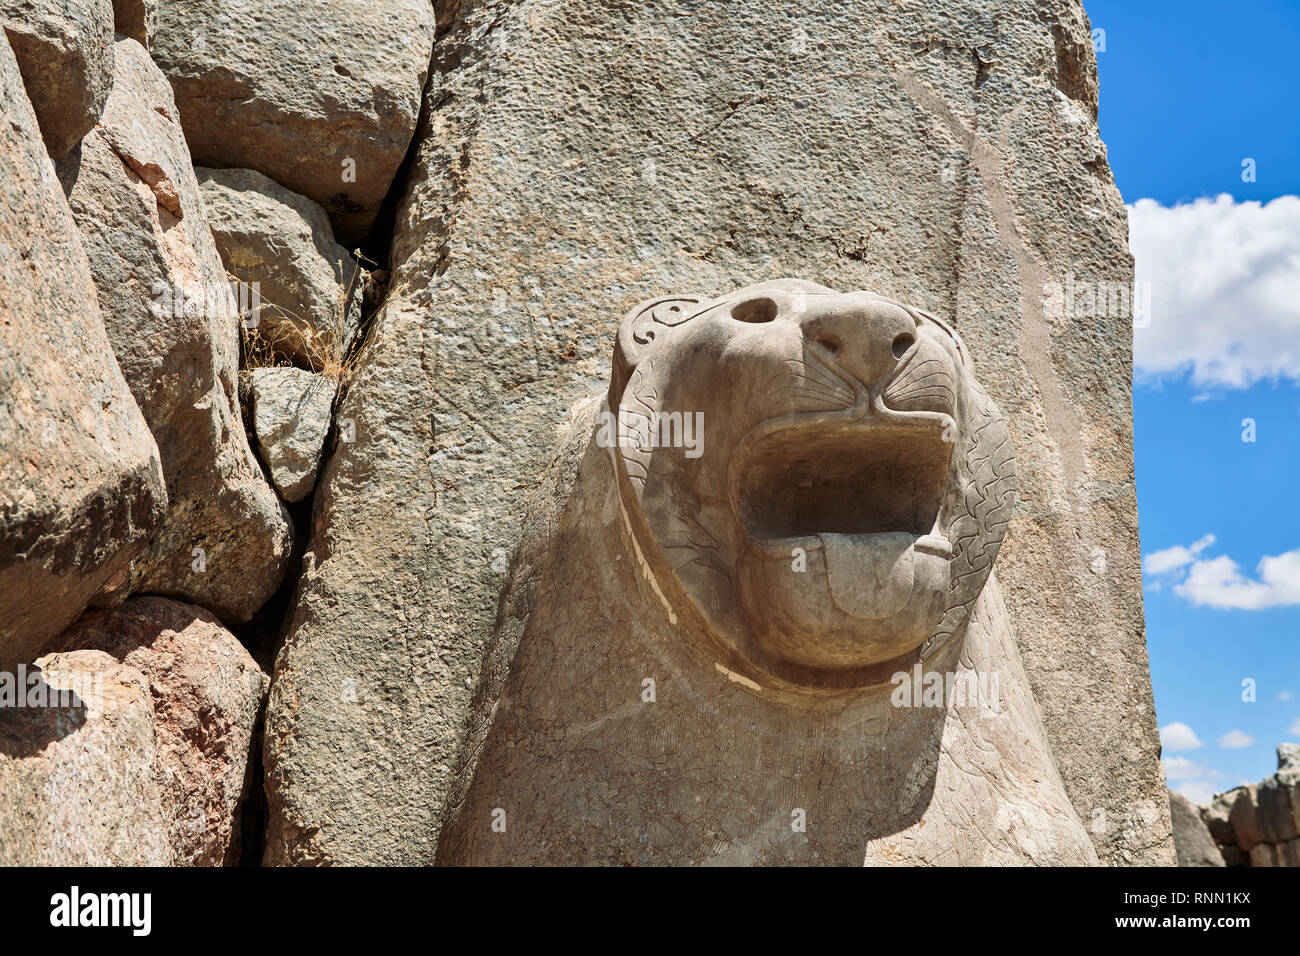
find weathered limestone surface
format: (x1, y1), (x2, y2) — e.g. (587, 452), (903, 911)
(0, 0), (114, 157)
(266, 0), (1170, 864)
(198, 167), (361, 369)
(1169, 789), (1224, 867)
(0, 597), (266, 865)
(250, 367), (337, 504)
(59, 38), (292, 623)
(0, 33), (165, 669)
(151, 0), (437, 243)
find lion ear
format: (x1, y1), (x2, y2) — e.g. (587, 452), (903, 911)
(610, 295), (702, 402)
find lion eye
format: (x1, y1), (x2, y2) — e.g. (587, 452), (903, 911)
(891, 332), (915, 359)
(730, 297), (778, 323)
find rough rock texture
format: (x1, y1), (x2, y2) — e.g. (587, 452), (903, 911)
(0, 597), (266, 865)
(0, 0), (114, 157)
(0, 32), (166, 669)
(265, 0), (1170, 865)
(151, 0), (437, 244)
(112, 0), (153, 47)
(250, 367), (337, 504)
(1169, 789), (1224, 867)
(198, 167), (361, 369)
(59, 38), (292, 623)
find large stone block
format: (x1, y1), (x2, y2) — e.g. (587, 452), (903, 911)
(1228, 784), (1262, 853)
(0, 0), (114, 157)
(265, 0), (1170, 864)
(1248, 842), (1276, 867)
(0, 32), (165, 668)
(198, 167), (361, 370)
(1169, 789), (1224, 867)
(0, 597), (265, 865)
(151, 0), (436, 244)
(58, 38), (292, 623)
(1276, 835), (1300, 867)
(1256, 746), (1300, 845)
(1202, 787), (1239, 845)
(249, 367), (336, 504)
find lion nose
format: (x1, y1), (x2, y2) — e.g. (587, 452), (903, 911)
(796, 294), (918, 386)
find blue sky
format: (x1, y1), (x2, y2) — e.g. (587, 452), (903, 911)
(1089, 0), (1300, 205)
(1085, 0), (1300, 798)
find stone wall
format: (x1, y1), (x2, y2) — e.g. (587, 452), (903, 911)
(0, 0), (1173, 867)
(1181, 744), (1300, 867)
(0, 1), (432, 864)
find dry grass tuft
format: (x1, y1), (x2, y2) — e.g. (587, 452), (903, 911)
(236, 254), (379, 385)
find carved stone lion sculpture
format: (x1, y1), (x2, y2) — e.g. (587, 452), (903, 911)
(437, 280), (1097, 865)
(609, 278), (1016, 685)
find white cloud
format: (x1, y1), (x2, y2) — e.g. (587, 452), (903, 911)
(1162, 755), (1205, 780)
(1162, 755), (1225, 796)
(1144, 534), (1216, 575)
(1279, 691), (1294, 701)
(1175, 780), (1218, 804)
(1145, 535), (1300, 610)
(1217, 729), (1254, 749)
(1175, 549), (1300, 609)
(1289, 717), (1300, 736)
(1160, 721), (1203, 751)
(1130, 195), (1300, 388)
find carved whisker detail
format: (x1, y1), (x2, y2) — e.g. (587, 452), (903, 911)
(882, 357), (956, 412)
(762, 358), (857, 411)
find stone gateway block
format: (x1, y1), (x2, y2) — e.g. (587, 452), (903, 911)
(265, 0), (1170, 866)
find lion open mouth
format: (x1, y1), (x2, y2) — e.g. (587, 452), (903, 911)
(733, 421), (953, 621)
(735, 423), (951, 542)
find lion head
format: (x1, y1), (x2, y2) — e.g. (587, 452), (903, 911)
(606, 278), (1016, 688)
